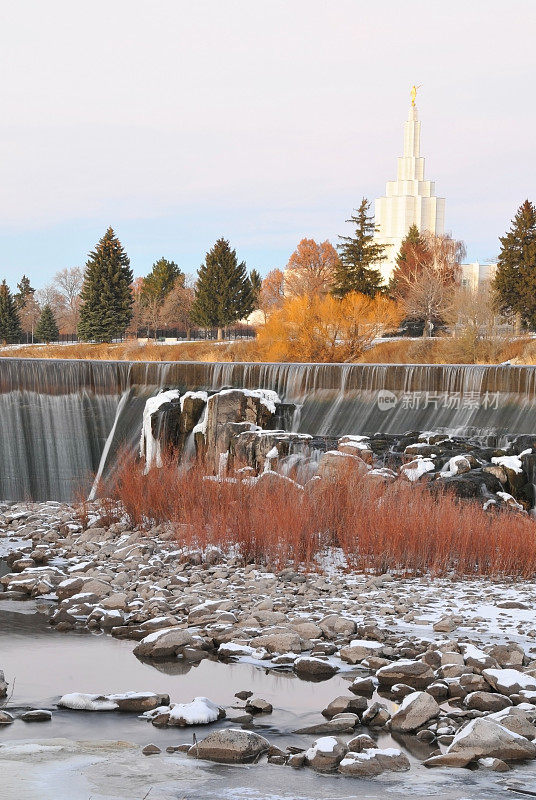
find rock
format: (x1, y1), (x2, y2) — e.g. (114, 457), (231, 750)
(20, 709), (52, 722)
(348, 677), (376, 696)
(361, 702), (391, 728)
(488, 644), (525, 668)
(322, 695), (367, 719)
(426, 718), (536, 767)
(253, 631), (302, 654)
(339, 748), (410, 777)
(316, 451), (369, 482)
(295, 717), (357, 735)
(188, 728), (270, 763)
(483, 668), (536, 696)
(433, 615), (460, 633)
(318, 614), (356, 639)
(340, 639), (383, 664)
(133, 627), (196, 659)
(477, 757), (511, 772)
(434, 470), (503, 499)
(245, 697), (273, 715)
(376, 660), (434, 690)
(0, 670), (7, 698)
(347, 733), (376, 752)
(304, 736), (347, 772)
(293, 656), (338, 680)
(464, 691), (512, 713)
(489, 707), (536, 739)
(235, 690), (253, 701)
(390, 691), (440, 732)
(288, 752), (306, 768)
(110, 692), (170, 713)
(142, 743), (161, 755)
(0, 710), (14, 724)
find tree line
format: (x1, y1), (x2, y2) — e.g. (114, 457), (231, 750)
(0, 199), (534, 348)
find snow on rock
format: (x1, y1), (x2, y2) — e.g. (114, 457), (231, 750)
(140, 390), (181, 470)
(218, 388), (280, 415)
(483, 668), (536, 695)
(218, 642), (268, 660)
(401, 457), (435, 482)
(441, 455), (472, 476)
(180, 391), (208, 411)
(491, 455), (524, 474)
(168, 697), (223, 726)
(58, 693), (118, 711)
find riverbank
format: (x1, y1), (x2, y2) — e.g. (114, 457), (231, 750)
(2, 501), (536, 797)
(3, 335), (536, 365)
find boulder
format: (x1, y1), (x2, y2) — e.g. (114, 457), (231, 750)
(483, 668), (536, 696)
(0, 670), (7, 698)
(340, 639), (383, 665)
(376, 660), (434, 690)
(188, 728), (270, 763)
(464, 692), (512, 713)
(304, 736), (347, 772)
(133, 627), (196, 659)
(339, 748), (410, 777)
(442, 717), (536, 766)
(316, 451), (369, 482)
(322, 695), (368, 719)
(293, 656), (338, 680)
(253, 631), (302, 654)
(390, 691), (440, 732)
(20, 710), (52, 722)
(318, 614), (356, 639)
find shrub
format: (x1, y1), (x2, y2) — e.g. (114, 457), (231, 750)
(102, 452), (536, 578)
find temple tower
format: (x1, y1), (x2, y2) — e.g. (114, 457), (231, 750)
(374, 93), (445, 282)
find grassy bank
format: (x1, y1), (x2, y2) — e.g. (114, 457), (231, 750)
(2, 335), (536, 364)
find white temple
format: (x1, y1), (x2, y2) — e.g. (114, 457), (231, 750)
(374, 95), (445, 283)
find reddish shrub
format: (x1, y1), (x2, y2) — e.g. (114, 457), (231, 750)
(103, 453), (536, 578)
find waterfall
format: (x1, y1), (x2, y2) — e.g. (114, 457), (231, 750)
(2, 357), (536, 501)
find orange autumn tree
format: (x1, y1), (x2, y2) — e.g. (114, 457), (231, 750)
(255, 292), (401, 362)
(284, 238), (340, 298)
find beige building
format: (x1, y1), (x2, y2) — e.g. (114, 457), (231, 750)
(459, 261), (497, 291)
(374, 101), (445, 283)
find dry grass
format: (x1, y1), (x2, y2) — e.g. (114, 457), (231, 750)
(0, 340), (245, 363)
(102, 453), (536, 578)
(4, 335), (536, 365)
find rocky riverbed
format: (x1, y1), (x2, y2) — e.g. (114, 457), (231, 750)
(3, 502), (536, 798)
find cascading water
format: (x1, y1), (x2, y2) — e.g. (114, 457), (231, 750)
(2, 357), (536, 501)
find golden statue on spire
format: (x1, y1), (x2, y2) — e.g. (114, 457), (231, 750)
(411, 84), (422, 107)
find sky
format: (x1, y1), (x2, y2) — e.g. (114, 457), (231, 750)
(0, 0), (534, 288)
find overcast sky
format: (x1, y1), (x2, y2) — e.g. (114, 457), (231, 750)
(0, 0), (534, 287)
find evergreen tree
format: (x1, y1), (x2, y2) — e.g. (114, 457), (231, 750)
(389, 225), (425, 297)
(78, 227), (134, 342)
(191, 238), (254, 339)
(250, 269), (262, 309)
(35, 304), (59, 344)
(493, 200), (536, 330)
(0, 280), (22, 343)
(332, 198), (386, 298)
(14, 274), (35, 309)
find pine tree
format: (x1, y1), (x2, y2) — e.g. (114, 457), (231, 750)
(14, 274), (35, 309)
(0, 280), (22, 344)
(493, 200), (536, 330)
(35, 304), (59, 344)
(250, 269), (262, 309)
(191, 238), (254, 339)
(332, 198), (386, 298)
(78, 228), (134, 342)
(389, 225), (425, 297)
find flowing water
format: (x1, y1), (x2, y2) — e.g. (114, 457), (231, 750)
(2, 357), (536, 501)
(0, 598), (523, 800)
